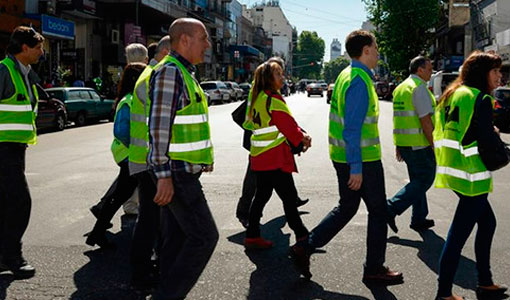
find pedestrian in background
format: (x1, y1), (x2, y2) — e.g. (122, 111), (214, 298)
(434, 51), (507, 300)
(128, 35), (170, 293)
(85, 63), (146, 249)
(0, 26), (44, 278)
(290, 30), (403, 284)
(148, 18), (218, 300)
(242, 60), (311, 250)
(387, 56), (436, 233)
(125, 43), (149, 64)
(235, 56), (308, 229)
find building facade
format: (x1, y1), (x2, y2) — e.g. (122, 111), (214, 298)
(330, 38), (341, 61)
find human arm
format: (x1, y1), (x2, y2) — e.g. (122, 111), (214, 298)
(413, 84), (435, 147)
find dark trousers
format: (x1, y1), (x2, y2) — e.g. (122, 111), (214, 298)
(387, 147), (436, 225)
(0, 143), (31, 262)
(437, 192), (496, 297)
(131, 170), (159, 284)
(309, 161), (387, 272)
(90, 160), (138, 235)
(154, 171), (219, 300)
(246, 170), (308, 239)
(236, 159), (257, 220)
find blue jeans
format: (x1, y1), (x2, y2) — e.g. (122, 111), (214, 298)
(309, 161), (387, 272)
(437, 192), (496, 297)
(387, 146), (436, 225)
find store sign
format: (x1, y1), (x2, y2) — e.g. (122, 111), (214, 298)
(41, 15), (75, 40)
(61, 50), (77, 61)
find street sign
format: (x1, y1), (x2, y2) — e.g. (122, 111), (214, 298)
(41, 14), (75, 40)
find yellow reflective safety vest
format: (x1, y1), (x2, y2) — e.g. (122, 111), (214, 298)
(163, 56), (213, 164)
(434, 85), (492, 196)
(0, 57), (38, 144)
(129, 64), (155, 173)
(393, 76), (436, 146)
(329, 66), (380, 162)
(243, 91), (290, 156)
(111, 93), (132, 164)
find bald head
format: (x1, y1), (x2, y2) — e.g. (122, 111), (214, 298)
(169, 18), (205, 47)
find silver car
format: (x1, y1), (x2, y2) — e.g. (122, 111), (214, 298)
(200, 81), (231, 104)
(225, 81), (244, 101)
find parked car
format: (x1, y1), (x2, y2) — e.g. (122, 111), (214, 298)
(429, 71), (459, 100)
(225, 81), (244, 101)
(326, 83), (335, 104)
(494, 87), (510, 132)
(200, 81), (230, 104)
(239, 82), (252, 99)
(317, 80), (328, 90)
(45, 87), (115, 126)
(204, 91), (211, 105)
(306, 83), (323, 97)
(35, 84), (67, 131)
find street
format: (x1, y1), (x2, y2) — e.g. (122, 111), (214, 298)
(2, 92), (510, 300)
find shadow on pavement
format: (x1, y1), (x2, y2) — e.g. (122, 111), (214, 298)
(364, 282), (399, 300)
(228, 215), (369, 300)
(0, 275), (13, 300)
(70, 216), (141, 300)
(388, 229), (477, 291)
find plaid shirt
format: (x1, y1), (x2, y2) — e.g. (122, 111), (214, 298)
(148, 51), (205, 179)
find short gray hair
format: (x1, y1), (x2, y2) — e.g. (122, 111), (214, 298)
(156, 35), (171, 55)
(125, 43), (148, 64)
(409, 56), (430, 74)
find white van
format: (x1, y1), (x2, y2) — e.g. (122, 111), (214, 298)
(428, 71), (459, 100)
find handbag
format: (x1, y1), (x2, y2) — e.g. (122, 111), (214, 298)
(478, 135), (510, 171)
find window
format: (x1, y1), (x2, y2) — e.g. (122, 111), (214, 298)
(47, 90), (64, 101)
(68, 90), (91, 100)
(88, 90), (101, 100)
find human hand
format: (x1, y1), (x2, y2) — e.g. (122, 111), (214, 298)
(347, 173), (362, 191)
(154, 177), (174, 206)
(302, 134), (312, 152)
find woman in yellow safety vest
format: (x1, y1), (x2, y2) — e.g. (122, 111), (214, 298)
(434, 51), (507, 300)
(86, 63), (145, 249)
(242, 61), (312, 249)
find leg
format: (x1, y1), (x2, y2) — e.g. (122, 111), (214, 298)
(360, 161), (388, 271)
(272, 171), (308, 239)
(245, 171), (274, 238)
(474, 199), (496, 286)
(309, 162), (362, 249)
(437, 193), (487, 297)
(409, 147), (435, 225)
(236, 159), (257, 221)
(131, 171), (159, 286)
(155, 172), (219, 300)
(0, 144), (32, 263)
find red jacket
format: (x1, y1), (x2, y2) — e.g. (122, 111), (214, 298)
(250, 92), (304, 173)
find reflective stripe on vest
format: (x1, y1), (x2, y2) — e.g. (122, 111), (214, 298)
(393, 76), (436, 147)
(329, 66), (381, 163)
(111, 94), (132, 164)
(163, 56), (213, 164)
(129, 64), (154, 173)
(243, 91), (290, 157)
(0, 57), (38, 144)
(433, 85), (492, 196)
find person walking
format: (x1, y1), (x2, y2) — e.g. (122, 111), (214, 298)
(290, 30), (403, 284)
(0, 26), (44, 278)
(148, 18), (219, 300)
(434, 51), (508, 300)
(235, 56), (308, 229)
(128, 35), (170, 292)
(387, 56), (436, 233)
(85, 63), (146, 249)
(242, 61), (311, 250)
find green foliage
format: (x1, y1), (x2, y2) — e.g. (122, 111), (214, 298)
(292, 31), (325, 79)
(323, 57), (350, 83)
(363, 0), (440, 75)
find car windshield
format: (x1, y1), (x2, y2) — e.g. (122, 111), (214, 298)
(309, 84), (321, 88)
(47, 90), (65, 101)
(495, 89), (510, 102)
(201, 83), (216, 90)
(217, 82), (228, 89)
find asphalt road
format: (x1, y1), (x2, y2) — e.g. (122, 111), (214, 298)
(1, 92), (510, 300)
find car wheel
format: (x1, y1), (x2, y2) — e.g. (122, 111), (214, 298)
(55, 113), (66, 131)
(76, 111), (87, 126)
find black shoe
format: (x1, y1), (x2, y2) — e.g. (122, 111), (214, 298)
(387, 215), (398, 233)
(410, 219), (435, 232)
(86, 232), (116, 249)
(238, 217), (249, 229)
(476, 284), (508, 299)
(1, 258), (35, 279)
(89, 205), (113, 229)
(289, 245), (312, 279)
(296, 197), (309, 208)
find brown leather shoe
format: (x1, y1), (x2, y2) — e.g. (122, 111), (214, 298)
(362, 266), (403, 285)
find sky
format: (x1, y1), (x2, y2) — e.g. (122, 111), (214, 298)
(237, 0), (368, 62)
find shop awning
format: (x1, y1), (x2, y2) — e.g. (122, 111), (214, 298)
(229, 45), (261, 57)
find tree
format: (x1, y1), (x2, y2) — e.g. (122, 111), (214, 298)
(322, 57), (350, 83)
(292, 31), (325, 79)
(363, 0), (440, 76)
